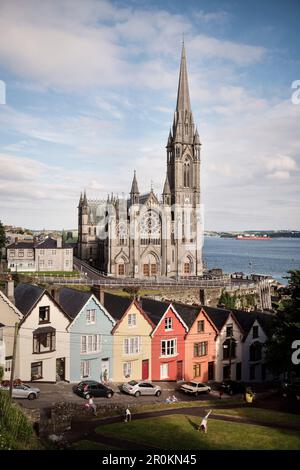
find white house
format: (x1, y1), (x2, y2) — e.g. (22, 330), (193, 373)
(14, 284), (71, 382)
(204, 307), (244, 382)
(0, 281), (22, 380)
(233, 311), (273, 382)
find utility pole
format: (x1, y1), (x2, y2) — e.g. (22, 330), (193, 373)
(9, 322), (19, 400)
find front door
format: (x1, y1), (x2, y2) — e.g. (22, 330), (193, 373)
(101, 358), (109, 383)
(160, 363), (168, 380)
(223, 365), (230, 380)
(176, 360), (183, 380)
(56, 358), (65, 381)
(208, 361), (214, 381)
(142, 359), (149, 380)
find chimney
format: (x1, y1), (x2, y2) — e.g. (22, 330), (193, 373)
(5, 277), (15, 304)
(57, 237), (62, 248)
(50, 287), (60, 305)
(92, 286), (105, 306)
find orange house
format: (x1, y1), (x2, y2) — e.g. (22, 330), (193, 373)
(174, 304), (218, 382)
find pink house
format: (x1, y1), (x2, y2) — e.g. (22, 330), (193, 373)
(174, 304), (218, 382)
(141, 298), (188, 381)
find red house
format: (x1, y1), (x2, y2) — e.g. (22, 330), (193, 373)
(141, 298), (188, 381)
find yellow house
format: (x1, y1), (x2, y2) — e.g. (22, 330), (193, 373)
(104, 293), (154, 382)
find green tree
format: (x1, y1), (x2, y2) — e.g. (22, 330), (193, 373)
(0, 220), (7, 261)
(265, 270), (300, 377)
(218, 290), (237, 309)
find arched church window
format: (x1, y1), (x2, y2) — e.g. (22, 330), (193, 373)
(183, 159), (191, 187)
(185, 123), (188, 135)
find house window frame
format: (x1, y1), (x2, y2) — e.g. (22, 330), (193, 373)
(252, 325), (259, 339)
(197, 320), (204, 333)
(33, 331), (56, 354)
(39, 306), (50, 324)
(193, 363), (201, 378)
(164, 317), (173, 331)
(86, 309), (96, 325)
(5, 357), (12, 373)
(128, 313), (137, 328)
(226, 324), (233, 337)
(161, 338), (177, 357)
(123, 362), (132, 378)
(80, 360), (91, 378)
(194, 341), (208, 357)
(31, 361), (43, 380)
(81, 334), (101, 354)
(123, 337), (140, 355)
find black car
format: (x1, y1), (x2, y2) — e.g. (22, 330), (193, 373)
(73, 380), (114, 399)
(220, 380), (245, 396)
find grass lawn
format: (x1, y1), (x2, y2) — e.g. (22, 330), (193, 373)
(214, 408), (300, 426)
(71, 440), (120, 450)
(20, 271), (80, 276)
(96, 414), (300, 450)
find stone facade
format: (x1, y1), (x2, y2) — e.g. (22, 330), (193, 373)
(77, 44), (203, 279)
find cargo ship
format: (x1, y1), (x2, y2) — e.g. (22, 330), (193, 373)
(235, 234), (271, 240)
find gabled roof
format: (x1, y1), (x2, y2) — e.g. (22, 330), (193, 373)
(0, 290), (23, 320)
(140, 298), (169, 325)
(140, 297), (188, 334)
(103, 292), (133, 321)
(201, 306), (232, 332)
(36, 237), (72, 249)
(232, 309), (273, 339)
(15, 284), (45, 316)
(171, 303), (201, 329)
(58, 288), (92, 319)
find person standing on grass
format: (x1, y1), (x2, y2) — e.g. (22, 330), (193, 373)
(198, 410), (212, 433)
(88, 396), (97, 416)
(124, 406), (131, 422)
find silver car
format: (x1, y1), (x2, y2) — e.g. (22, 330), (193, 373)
(0, 383), (40, 400)
(121, 380), (162, 397)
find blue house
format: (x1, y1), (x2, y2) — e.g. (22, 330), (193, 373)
(58, 288), (115, 383)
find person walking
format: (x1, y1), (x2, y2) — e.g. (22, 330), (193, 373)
(87, 396), (97, 416)
(198, 410), (212, 433)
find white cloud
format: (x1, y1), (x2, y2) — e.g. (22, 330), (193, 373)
(267, 170), (290, 180)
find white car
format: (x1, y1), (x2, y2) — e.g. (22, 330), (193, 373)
(0, 383), (40, 400)
(180, 381), (211, 395)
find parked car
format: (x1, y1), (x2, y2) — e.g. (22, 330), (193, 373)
(73, 380), (114, 399)
(220, 380), (245, 396)
(121, 380), (162, 397)
(180, 381), (211, 395)
(0, 383), (40, 400)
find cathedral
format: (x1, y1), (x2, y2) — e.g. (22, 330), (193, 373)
(77, 44), (203, 278)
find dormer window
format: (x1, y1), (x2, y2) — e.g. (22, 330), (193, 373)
(165, 317), (173, 330)
(39, 306), (50, 323)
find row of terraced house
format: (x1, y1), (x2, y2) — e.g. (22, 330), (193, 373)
(0, 280), (273, 385)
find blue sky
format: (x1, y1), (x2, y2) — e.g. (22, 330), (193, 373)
(0, 0), (299, 230)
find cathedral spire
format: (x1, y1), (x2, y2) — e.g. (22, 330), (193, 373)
(130, 170), (139, 195)
(130, 170), (139, 205)
(163, 173), (171, 195)
(83, 189), (87, 206)
(176, 41), (191, 114)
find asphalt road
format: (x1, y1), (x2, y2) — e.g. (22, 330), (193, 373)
(15, 381), (229, 409)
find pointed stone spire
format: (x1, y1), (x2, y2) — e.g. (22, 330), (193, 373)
(130, 170), (139, 205)
(83, 189), (87, 206)
(163, 173), (171, 195)
(130, 170), (139, 195)
(79, 192), (83, 206)
(167, 129), (173, 147)
(194, 127), (201, 145)
(176, 40), (191, 114)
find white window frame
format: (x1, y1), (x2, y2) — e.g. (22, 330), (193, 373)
(123, 362), (132, 378)
(5, 359), (12, 373)
(165, 317), (173, 330)
(81, 334), (101, 354)
(128, 313), (137, 328)
(123, 336), (140, 355)
(80, 360), (91, 378)
(48, 259), (53, 267)
(86, 309), (96, 325)
(161, 338), (177, 357)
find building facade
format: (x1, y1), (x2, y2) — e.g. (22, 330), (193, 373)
(58, 288), (115, 383)
(77, 44), (203, 278)
(7, 237), (73, 272)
